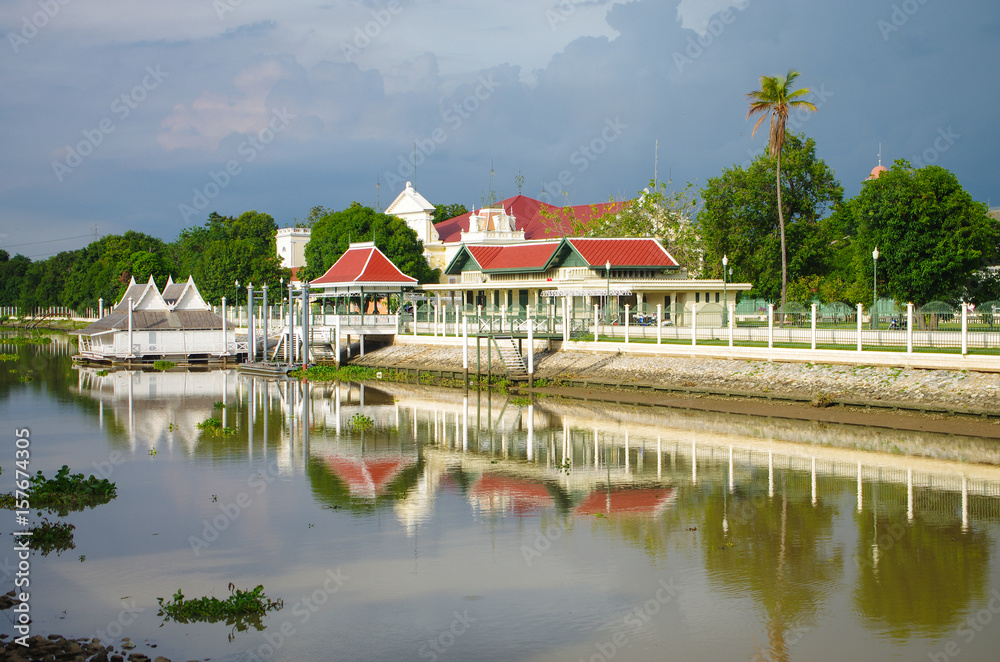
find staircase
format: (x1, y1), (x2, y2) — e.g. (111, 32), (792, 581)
(492, 336), (528, 380)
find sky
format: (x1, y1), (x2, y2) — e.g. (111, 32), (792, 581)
(1, 0), (998, 260)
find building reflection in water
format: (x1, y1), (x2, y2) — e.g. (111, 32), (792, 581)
(74, 367), (1000, 658)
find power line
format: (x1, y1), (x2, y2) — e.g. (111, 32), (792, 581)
(2, 233), (92, 249)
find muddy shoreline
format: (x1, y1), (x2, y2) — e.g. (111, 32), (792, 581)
(347, 344), (1000, 439)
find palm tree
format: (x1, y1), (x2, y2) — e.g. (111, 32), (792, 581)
(746, 70), (817, 313)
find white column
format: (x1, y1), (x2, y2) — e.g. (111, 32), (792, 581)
(962, 474), (969, 532)
(98, 297), (104, 319)
(127, 297), (134, 358)
(455, 303), (461, 338)
(691, 302), (698, 346)
(221, 297), (228, 356)
(657, 304), (662, 345)
(767, 303), (774, 349)
(906, 302), (914, 353)
(768, 451), (774, 498)
(527, 404), (534, 461)
(594, 305), (599, 342)
(857, 303), (864, 352)
(527, 309), (534, 378)
(811, 457), (817, 506)
(907, 468), (914, 522)
(501, 305), (507, 333)
(810, 302), (818, 350)
(562, 297), (569, 342)
(961, 302), (968, 355)
(728, 445), (734, 493)
(462, 315), (469, 373)
(857, 461), (863, 512)
(625, 304), (630, 344)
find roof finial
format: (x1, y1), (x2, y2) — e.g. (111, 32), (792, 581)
(878, 142), (882, 167)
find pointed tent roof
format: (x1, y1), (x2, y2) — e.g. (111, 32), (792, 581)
(161, 275), (185, 306)
(132, 276), (169, 311)
(310, 242), (418, 292)
(111, 277), (146, 313)
(172, 275), (211, 311)
(434, 194), (625, 243)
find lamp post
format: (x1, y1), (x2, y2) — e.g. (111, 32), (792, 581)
(722, 254), (729, 326)
(872, 247), (879, 330)
(605, 259), (611, 324)
(235, 279), (240, 325)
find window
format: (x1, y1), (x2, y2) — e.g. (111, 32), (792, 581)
(715, 293), (720, 303)
(695, 293), (700, 303)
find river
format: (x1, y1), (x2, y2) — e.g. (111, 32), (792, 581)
(2, 335), (1000, 661)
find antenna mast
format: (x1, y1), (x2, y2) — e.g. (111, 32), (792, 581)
(653, 139), (658, 189)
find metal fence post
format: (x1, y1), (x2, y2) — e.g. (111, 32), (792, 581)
(692, 303), (698, 346)
(962, 302), (968, 356)
(657, 304), (663, 345)
(907, 303), (913, 354)
(768, 303), (774, 349)
(856, 303), (863, 352)
(728, 302), (735, 348)
(811, 303), (817, 350)
(625, 304), (630, 344)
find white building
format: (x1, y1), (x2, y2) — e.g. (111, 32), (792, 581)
(276, 227), (312, 283)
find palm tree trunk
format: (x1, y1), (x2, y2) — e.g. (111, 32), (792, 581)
(776, 150), (787, 316)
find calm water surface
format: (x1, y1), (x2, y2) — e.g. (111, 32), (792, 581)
(3, 336), (1000, 661)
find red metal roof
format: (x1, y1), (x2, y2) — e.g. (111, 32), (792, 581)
(567, 238), (678, 268)
(466, 242), (561, 271)
(575, 487), (676, 516)
(311, 244), (417, 286)
(435, 195), (625, 243)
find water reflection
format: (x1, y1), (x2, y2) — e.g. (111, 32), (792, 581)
(66, 365), (1000, 659)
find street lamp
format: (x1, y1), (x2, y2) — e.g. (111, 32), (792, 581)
(235, 279), (240, 324)
(605, 259), (611, 324)
(872, 246), (879, 330)
(722, 254), (729, 326)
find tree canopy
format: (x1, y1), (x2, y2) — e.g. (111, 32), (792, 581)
(698, 134), (843, 302)
(835, 161), (999, 306)
(432, 203), (468, 224)
(304, 203), (439, 284)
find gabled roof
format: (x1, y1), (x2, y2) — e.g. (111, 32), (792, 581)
(385, 182), (435, 216)
(566, 238), (678, 268)
(446, 242), (562, 275)
(111, 277), (147, 313)
(434, 195), (624, 243)
(173, 275), (211, 311)
(444, 237), (677, 275)
(128, 276), (168, 312)
(161, 276), (185, 305)
(76, 310), (228, 334)
(311, 242), (418, 288)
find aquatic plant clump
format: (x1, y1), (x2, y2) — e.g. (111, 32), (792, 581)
(349, 413), (375, 431)
(197, 418), (236, 437)
(292, 365), (400, 382)
(25, 518), (76, 556)
(157, 583), (283, 632)
(2, 336), (52, 346)
(0, 465), (117, 515)
(152, 360), (176, 371)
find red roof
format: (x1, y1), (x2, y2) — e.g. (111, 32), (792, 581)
(311, 244), (417, 286)
(434, 195), (625, 243)
(575, 487), (676, 516)
(567, 238), (678, 268)
(469, 475), (554, 514)
(466, 242), (560, 271)
(323, 455), (414, 497)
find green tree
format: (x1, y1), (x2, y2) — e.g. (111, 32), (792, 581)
(172, 211), (287, 303)
(841, 161), (998, 307)
(746, 70), (818, 311)
(432, 204), (468, 224)
(698, 135), (843, 301)
(304, 203), (439, 284)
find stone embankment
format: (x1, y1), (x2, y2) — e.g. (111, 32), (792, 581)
(348, 344), (1000, 414)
